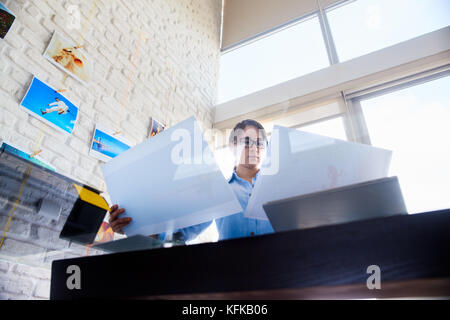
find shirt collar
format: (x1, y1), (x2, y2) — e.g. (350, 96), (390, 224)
(227, 168), (237, 183)
(228, 167), (260, 184)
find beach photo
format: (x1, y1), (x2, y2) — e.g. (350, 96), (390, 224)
(43, 30), (92, 85)
(0, 2), (15, 39)
(20, 77), (79, 135)
(89, 124), (131, 162)
(148, 117), (165, 138)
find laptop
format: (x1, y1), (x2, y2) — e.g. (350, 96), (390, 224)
(263, 176), (407, 232)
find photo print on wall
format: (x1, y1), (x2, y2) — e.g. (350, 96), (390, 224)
(94, 220), (115, 244)
(148, 117), (165, 138)
(0, 2), (15, 39)
(44, 30), (92, 85)
(0, 140), (55, 171)
(89, 124), (131, 162)
(20, 77), (79, 135)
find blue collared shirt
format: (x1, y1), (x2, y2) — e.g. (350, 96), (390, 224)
(172, 169), (274, 242)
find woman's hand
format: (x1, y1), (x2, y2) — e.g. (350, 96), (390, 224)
(108, 204), (132, 234)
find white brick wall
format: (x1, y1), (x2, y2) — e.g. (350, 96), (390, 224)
(0, 0), (221, 190)
(0, 259), (51, 300)
(0, 0), (222, 300)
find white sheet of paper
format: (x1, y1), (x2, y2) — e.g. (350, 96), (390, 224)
(101, 116), (242, 236)
(244, 125), (392, 220)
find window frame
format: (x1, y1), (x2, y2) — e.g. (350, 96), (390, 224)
(347, 71), (450, 213)
(346, 68), (450, 145)
(215, 0), (450, 155)
(218, 12), (331, 103)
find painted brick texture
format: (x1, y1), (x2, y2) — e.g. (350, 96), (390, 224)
(0, 0), (222, 299)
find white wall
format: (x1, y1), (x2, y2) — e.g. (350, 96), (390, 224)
(0, 0), (222, 300)
(0, 0), (222, 190)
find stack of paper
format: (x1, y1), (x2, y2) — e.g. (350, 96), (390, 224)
(244, 125), (392, 220)
(101, 117), (242, 236)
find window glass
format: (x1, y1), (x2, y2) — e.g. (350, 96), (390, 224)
(214, 146), (235, 179)
(360, 75), (450, 213)
(218, 15), (330, 103)
(297, 117), (347, 140)
(327, 0), (450, 62)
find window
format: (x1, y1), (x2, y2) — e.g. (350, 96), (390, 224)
(214, 146), (235, 179)
(186, 221), (219, 245)
(326, 0), (450, 62)
(359, 74), (450, 214)
(297, 117), (347, 140)
(217, 15), (329, 103)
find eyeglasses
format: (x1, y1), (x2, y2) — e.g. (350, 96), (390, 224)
(238, 137), (266, 148)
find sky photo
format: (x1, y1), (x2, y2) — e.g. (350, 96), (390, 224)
(21, 77), (78, 134)
(92, 129), (130, 159)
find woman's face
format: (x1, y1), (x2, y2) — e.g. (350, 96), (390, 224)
(231, 125), (267, 169)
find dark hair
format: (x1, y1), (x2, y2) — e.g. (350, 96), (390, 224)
(229, 119), (268, 145)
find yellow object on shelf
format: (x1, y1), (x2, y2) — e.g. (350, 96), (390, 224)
(73, 184), (110, 211)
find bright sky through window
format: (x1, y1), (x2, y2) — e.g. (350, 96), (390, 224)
(217, 15), (329, 104)
(361, 75), (450, 214)
(297, 117), (347, 141)
(327, 0), (450, 62)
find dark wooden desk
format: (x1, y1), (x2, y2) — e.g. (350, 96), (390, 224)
(50, 210), (450, 299)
